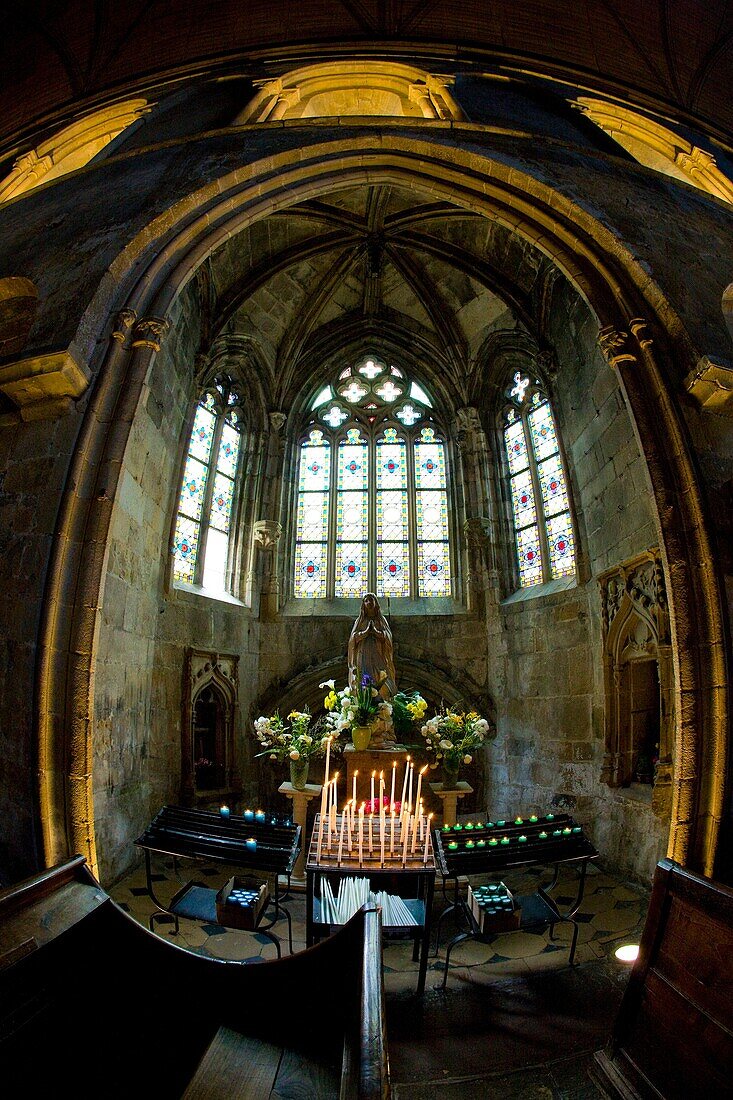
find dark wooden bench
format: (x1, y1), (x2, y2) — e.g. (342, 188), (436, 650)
(594, 857), (733, 1099)
(0, 856), (390, 1099)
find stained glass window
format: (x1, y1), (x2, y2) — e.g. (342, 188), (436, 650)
(294, 356), (452, 599)
(172, 376), (244, 595)
(502, 372), (576, 587)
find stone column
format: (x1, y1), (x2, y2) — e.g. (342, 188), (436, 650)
(254, 519), (282, 620)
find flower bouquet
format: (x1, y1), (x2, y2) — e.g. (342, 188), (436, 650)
(391, 690), (427, 738)
(254, 706), (339, 789)
(322, 675), (393, 749)
(421, 707), (490, 788)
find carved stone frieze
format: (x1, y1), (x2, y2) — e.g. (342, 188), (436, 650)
(599, 549), (669, 644)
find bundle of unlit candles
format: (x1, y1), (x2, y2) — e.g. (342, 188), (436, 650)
(318, 874), (417, 926)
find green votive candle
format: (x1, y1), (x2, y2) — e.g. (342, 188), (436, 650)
(539, 831), (548, 839)
(562, 827), (572, 835)
(465, 822), (474, 831)
(496, 819), (506, 827)
(546, 813), (555, 820)
(518, 834), (527, 843)
(477, 839), (486, 848)
(553, 829), (562, 836)
(529, 815), (538, 822)
(466, 839), (475, 849)
(572, 826), (582, 833)
(501, 836), (510, 845)
(514, 817), (523, 824)
(488, 838), (498, 846)
(442, 824), (452, 832)
(448, 840), (458, 850)
(454, 823), (463, 831)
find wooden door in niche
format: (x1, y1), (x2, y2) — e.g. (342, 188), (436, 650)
(182, 648), (240, 806)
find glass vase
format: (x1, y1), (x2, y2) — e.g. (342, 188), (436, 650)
(289, 757), (309, 790)
(352, 725), (372, 752)
(442, 759), (460, 789)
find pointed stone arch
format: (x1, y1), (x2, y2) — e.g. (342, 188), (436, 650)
(34, 135), (727, 880)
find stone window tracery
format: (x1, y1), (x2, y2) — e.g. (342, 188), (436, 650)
(501, 371), (576, 587)
(294, 355), (451, 599)
(172, 374), (244, 595)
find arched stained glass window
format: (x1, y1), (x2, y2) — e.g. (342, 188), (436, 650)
(502, 371), (575, 587)
(294, 356), (452, 599)
(172, 375), (244, 594)
(499, 369), (572, 589)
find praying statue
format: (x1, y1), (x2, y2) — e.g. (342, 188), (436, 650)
(347, 593), (397, 747)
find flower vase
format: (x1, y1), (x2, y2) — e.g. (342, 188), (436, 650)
(352, 725), (372, 752)
(289, 757), (309, 790)
(442, 760), (460, 789)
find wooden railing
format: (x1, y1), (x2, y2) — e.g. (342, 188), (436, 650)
(0, 856), (390, 1099)
(594, 857), (733, 1099)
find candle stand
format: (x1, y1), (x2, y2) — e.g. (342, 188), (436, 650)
(343, 745), (410, 805)
(278, 780), (322, 884)
(429, 780), (473, 827)
(305, 813), (436, 995)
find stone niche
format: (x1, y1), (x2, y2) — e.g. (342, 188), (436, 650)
(599, 550), (673, 816)
(181, 648), (241, 806)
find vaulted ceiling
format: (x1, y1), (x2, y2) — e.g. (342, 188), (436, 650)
(2, 1), (732, 143)
(202, 183), (555, 411)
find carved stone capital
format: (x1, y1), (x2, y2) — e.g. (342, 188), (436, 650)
(254, 519), (282, 551)
(131, 316), (170, 352)
(0, 349), (91, 423)
(629, 318), (653, 349)
(675, 145), (716, 176)
(463, 517), (491, 549)
(111, 308), (138, 345)
(598, 325), (638, 368)
(269, 411), (287, 433)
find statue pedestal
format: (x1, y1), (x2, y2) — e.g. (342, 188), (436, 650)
(429, 781), (473, 827)
(278, 781), (322, 883)
(343, 744), (410, 806)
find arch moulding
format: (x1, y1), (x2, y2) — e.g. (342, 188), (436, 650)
(35, 136), (727, 881)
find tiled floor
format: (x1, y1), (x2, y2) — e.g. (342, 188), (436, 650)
(110, 855), (648, 1097)
(111, 858), (648, 991)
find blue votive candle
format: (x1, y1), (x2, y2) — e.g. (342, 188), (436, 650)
(245, 838), (257, 852)
(255, 809), (266, 823)
(219, 805), (230, 818)
(243, 809), (254, 821)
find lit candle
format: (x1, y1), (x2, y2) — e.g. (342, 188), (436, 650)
(501, 836), (510, 845)
(369, 811), (374, 854)
(414, 765), (427, 826)
(529, 814), (538, 823)
(407, 761), (414, 812)
(358, 803), (364, 866)
(370, 771), (376, 811)
(488, 838), (498, 846)
(539, 830), (548, 839)
(255, 809), (266, 823)
(477, 839), (486, 848)
(390, 809), (396, 855)
(380, 815), (385, 866)
(411, 805), (420, 853)
(402, 815), (410, 865)
(400, 755), (410, 816)
(518, 834), (527, 843)
(245, 837), (257, 852)
(316, 811), (325, 862)
(423, 813), (433, 864)
(390, 760), (396, 812)
(346, 799), (354, 851)
(243, 808), (254, 821)
(219, 804), (230, 818)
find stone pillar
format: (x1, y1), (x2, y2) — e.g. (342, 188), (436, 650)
(429, 781), (474, 826)
(278, 781), (322, 882)
(455, 406), (495, 610)
(254, 519), (282, 620)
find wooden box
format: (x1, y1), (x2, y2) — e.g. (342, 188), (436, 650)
(216, 876), (269, 931)
(468, 882), (521, 933)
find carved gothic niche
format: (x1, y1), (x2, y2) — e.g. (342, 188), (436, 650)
(599, 550), (673, 813)
(182, 648), (240, 806)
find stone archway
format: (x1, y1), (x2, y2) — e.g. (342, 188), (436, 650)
(35, 135), (727, 879)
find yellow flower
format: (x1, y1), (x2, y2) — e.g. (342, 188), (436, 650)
(324, 691), (338, 711)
